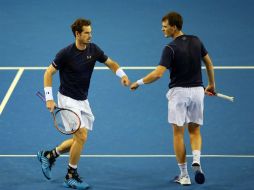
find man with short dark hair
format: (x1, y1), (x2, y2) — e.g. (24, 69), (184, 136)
(37, 18), (130, 189)
(130, 11), (215, 186)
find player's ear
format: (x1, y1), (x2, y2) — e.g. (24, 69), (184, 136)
(75, 31), (80, 38)
(173, 25), (178, 31)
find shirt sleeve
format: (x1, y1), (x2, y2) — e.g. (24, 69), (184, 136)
(200, 41), (208, 57)
(94, 44), (108, 63)
(52, 48), (66, 70)
(158, 45), (174, 69)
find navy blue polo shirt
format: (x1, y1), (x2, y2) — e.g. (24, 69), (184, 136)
(159, 35), (208, 89)
(52, 43), (108, 100)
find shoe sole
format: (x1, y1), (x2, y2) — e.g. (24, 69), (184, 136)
(195, 171), (205, 184)
(180, 181), (191, 186)
(173, 178), (191, 186)
(63, 181), (70, 188)
(175, 181), (191, 186)
(63, 181), (90, 190)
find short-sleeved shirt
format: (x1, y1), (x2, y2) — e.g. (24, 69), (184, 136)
(159, 35), (208, 89)
(52, 43), (108, 100)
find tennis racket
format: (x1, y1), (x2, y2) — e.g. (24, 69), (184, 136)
(206, 91), (234, 102)
(36, 91), (81, 135)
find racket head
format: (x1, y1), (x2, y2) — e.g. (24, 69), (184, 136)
(51, 108), (81, 135)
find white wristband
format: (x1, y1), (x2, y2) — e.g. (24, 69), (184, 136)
(116, 68), (127, 78)
(137, 79), (144, 85)
(44, 87), (54, 101)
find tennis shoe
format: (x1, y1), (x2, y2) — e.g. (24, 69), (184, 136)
(192, 162), (205, 184)
(37, 150), (55, 180)
(173, 175), (191, 185)
(63, 171), (90, 190)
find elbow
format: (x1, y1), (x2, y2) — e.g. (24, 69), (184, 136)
(152, 69), (164, 79)
(44, 68), (54, 79)
(154, 73), (163, 79)
(206, 65), (214, 71)
(44, 69), (50, 78)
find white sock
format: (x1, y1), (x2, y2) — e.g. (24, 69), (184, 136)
(178, 162), (188, 177)
(69, 163), (77, 169)
(55, 147), (61, 156)
(192, 150), (201, 165)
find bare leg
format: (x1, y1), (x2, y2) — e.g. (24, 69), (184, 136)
(69, 128), (88, 166)
(56, 139), (74, 154)
(188, 122), (202, 151)
(172, 124), (186, 164)
(172, 124), (191, 185)
(188, 123), (205, 184)
(63, 129), (90, 189)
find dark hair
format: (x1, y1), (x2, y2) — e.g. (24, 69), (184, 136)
(71, 18), (91, 37)
(162, 12), (183, 30)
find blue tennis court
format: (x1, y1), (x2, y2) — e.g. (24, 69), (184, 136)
(1, 0), (254, 190)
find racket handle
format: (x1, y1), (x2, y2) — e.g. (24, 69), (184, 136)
(215, 93), (234, 102)
(36, 91), (46, 103)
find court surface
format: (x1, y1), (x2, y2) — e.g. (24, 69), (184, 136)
(1, 0), (254, 190)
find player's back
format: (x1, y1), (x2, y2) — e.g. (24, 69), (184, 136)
(168, 35), (207, 88)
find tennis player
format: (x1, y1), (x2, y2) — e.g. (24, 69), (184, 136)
(130, 12), (215, 185)
(37, 18), (130, 189)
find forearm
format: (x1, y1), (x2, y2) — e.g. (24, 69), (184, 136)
(105, 58), (120, 73)
(130, 66), (166, 90)
(109, 63), (120, 73)
(206, 65), (215, 86)
(203, 54), (215, 86)
(142, 70), (162, 84)
(140, 66), (166, 84)
(104, 58), (129, 82)
(43, 65), (57, 103)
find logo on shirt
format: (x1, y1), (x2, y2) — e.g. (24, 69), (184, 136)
(87, 55), (92, 59)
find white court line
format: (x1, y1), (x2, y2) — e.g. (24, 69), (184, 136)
(0, 68), (24, 115)
(0, 66), (254, 70)
(0, 65), (253, 114)
(0, 154), (254, 158)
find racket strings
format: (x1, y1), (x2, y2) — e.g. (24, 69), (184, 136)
(55, 109), (80, 133)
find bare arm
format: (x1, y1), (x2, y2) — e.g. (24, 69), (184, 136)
(44, 64), (57, 112)
(44, 64), (57, 87)
(103, 57), (130, 86)
(130, 65), (167, 90)
(203, 54), (216, 95)
(142, 65), (167, 84)
(103, 57), (120, 73)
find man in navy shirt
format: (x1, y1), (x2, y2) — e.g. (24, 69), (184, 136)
(37, 18), (130, 189)
(131, 12), (215, 185)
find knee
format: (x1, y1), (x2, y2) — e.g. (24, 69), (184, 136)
(172, 125), (184, 138)
(74, 128), (88, 144)
(188, 128), (201, 139)
(79, 132), (87, 142)
(174, 132), (184, 140)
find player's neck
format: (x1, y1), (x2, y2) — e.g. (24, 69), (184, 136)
(75, 40), (87, 50)
(173, 31), (184, 39)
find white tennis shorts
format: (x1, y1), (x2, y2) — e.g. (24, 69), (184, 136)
(58, 92), (95, 131)
(166, 87), (204, 126)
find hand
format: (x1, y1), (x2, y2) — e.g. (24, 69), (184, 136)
(130, 82), (139, 91)
(121, 76), (131, 86)
(205, 84), (216, 96)
(46, 100), (57, 112)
